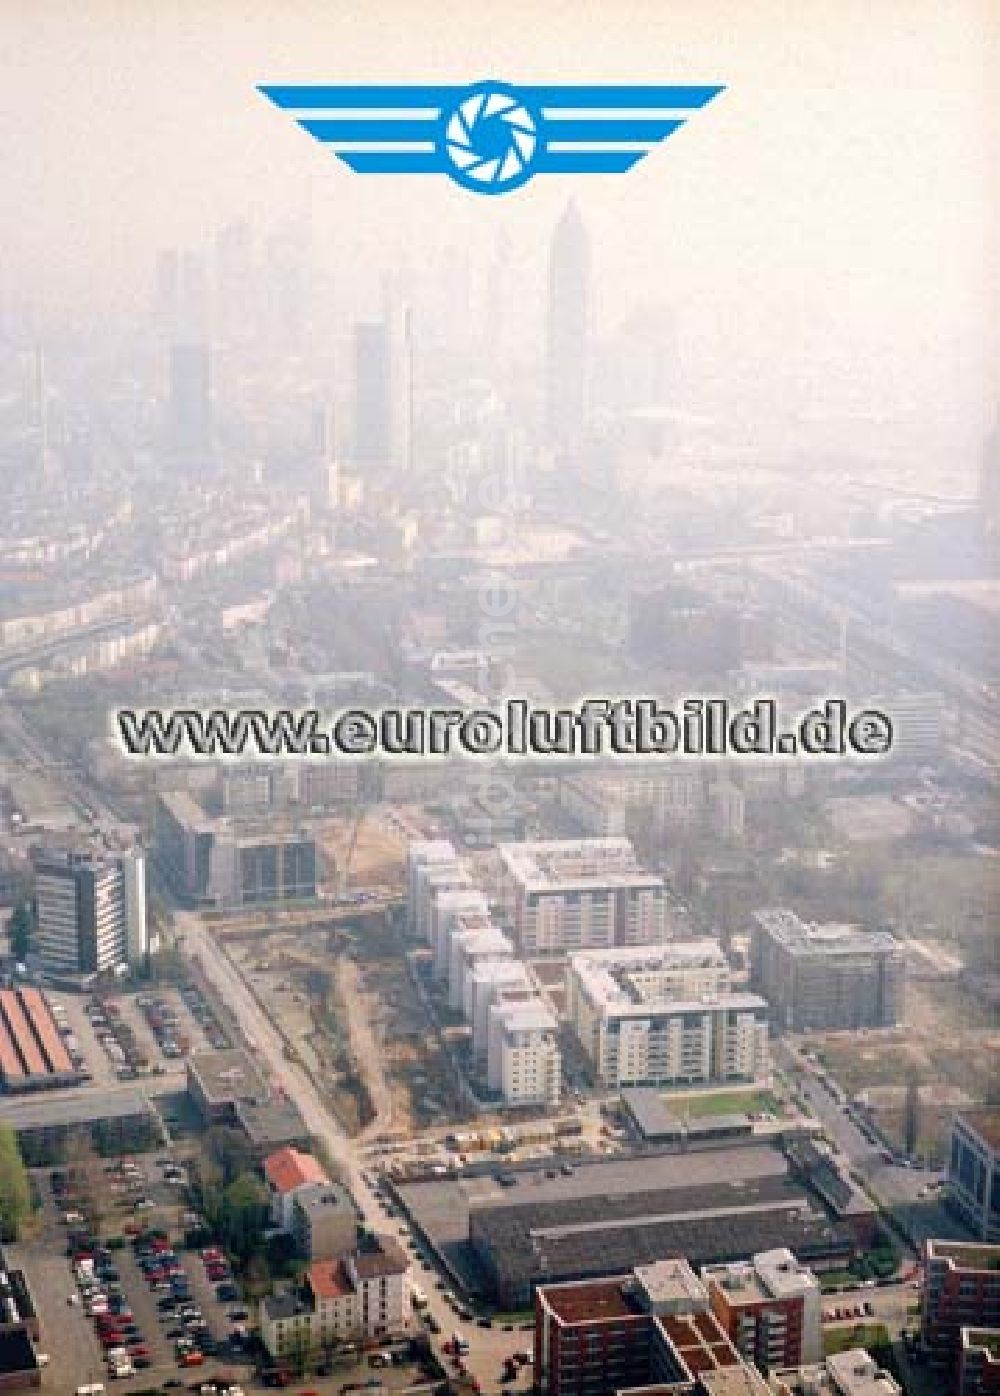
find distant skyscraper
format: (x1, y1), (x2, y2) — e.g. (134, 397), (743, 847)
(545, 200), (591, 450)
(352, 313), (413, 471)
(353, 320), (392, 466)
(168, 342), (212, 460)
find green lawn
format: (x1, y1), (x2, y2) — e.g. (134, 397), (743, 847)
(662, 1088), (782, 1119)
(824, 1322), (890, 1357)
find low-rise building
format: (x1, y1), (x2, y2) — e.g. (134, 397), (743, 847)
(187, 1050), (308, 1157)
(289, 1182), (357, 1261)
(260, 1236), (409, 1361)
(263, 1146), (330, 1229)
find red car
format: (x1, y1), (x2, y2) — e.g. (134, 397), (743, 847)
(128, 1345), (151, 1359)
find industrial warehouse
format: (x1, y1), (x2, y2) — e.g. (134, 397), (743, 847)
(0, 986), (82, 1090)
(396, 1142), (867, 1307)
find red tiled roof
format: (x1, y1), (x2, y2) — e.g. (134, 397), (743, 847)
(263, 1146), (329, 1195)
(307, 1258), (354, 1300)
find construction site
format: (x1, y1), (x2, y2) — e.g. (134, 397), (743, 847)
(206, 808), (470, 1138)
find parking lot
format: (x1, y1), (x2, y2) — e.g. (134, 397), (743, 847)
(41, 982), (231, 1090)
(8, 1149), (254, 1392)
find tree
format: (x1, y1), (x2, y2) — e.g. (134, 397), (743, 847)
(0, 1124), (31, 1240)
(8, 898), (33, 961)
(219, 1171), (270, 1264)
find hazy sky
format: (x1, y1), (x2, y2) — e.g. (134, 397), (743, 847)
(1, 0), (996, 478)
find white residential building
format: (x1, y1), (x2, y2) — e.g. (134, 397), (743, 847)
(469, 959), (534, 1057)
(448, 925), (513, 1012)
(431, 889), (491, 980)
(405, 840), (458, 932)
(487, 997), (561, 1105)
(566, 943), (769, 1089)
(496, 837), (667, 955)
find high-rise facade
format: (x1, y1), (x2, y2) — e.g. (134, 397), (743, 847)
(751, 909), (904, 1032)
(921, 1240), (1000, 1375)
(168, 342), (212, 459)
(545, 200), (590, 450)
(352, 310), (412, 473)
(32, 846), (148, 976)
(948, 1111), (1000, 1242)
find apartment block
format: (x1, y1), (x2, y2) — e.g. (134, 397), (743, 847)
(534, 1259), (769, 1396)
(260, 1236), (409, 1360)
(702, 1248), (822, 1373)
(469, 959), (534, 1057)
(949, 1111), (1000, 1242)
(751, 909), (904, 1032)
(565, 943), (768, 1090)
(921, 1240), (1000, 1373)
(430, 889), (490, 980)
(497, 837), (667, 956)
(959, 1328), (1000, 1395)
(448, 924), (513, 1012)
(487, 998), (561, 1106)
(771, 1349), (901, 1395)
(405, 839), (460, 936)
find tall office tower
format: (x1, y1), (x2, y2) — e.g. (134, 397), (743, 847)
(351, 307), (413, 475)
(168, 342), (212, 460)
(353, 320), (392, 467)
(31, 847), (148, 976)
(545, 200), (591, 449)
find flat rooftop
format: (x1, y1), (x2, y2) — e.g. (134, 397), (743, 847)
(499, 838), (663, 894)
(927, 1239), (1000, 1271)
(188, 1048), (267, 1104)
(753, 909), (900, 957)
(661, 1310), (739, 1373)
(697, 1370), (771, 1396)
(636, 1258), (708, 1309)
(541, 1276), (641, 1324)
(958, 1109), (1000, 1152)
(0, 1083), (156, 1131)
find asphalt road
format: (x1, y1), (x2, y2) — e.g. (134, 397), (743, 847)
(774, 1042), (943, 1209)
(177, 910), (527, 1390)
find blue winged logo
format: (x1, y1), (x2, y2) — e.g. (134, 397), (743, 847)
(258, 79), (724, 195)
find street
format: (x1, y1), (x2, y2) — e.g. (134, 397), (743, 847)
(176, 911), (526, 1391)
